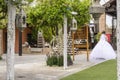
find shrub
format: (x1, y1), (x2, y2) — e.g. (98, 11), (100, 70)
(95, 32), (101, 42)
(0, 56), (2, 60)
(57, 55), (63, 66)
(46, 53), (73, 67)
(46, 55), (53, 66)
(67, 54), (73, 66)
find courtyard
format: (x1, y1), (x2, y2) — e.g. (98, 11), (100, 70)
(0, 53), (104, 80)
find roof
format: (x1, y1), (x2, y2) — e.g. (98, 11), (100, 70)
(104, 0), (116, 17)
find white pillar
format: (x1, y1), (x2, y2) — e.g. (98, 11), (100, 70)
(117, 0), (120, 80)
(63, 15), (67, 69)
(7, 1), (16, 80)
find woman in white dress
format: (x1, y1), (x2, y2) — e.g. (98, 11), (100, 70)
(90, 31), (116, 61)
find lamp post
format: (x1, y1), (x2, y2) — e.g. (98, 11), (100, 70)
(70, 11), (77, 61)
(112, 16), (117, 50)
(63, 11), (77, 69)
(89, 23), (95, 49)
(16, 8), (26, 56)
(71, 11), (77, 31)
(89, 0), (105, 33)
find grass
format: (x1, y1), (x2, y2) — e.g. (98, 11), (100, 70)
(60, 60), (117, 80)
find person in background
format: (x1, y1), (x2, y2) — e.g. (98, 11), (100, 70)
(90, 31), (116, 61)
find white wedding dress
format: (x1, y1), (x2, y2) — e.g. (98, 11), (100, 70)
(90, 34), (116, 61)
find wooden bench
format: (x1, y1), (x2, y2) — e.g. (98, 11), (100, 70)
(72, 25), (89, 61)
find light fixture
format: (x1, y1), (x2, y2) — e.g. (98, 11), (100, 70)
(89, 0), (105, 33)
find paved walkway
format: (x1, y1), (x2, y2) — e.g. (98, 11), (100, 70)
(0, 53), (105, 80)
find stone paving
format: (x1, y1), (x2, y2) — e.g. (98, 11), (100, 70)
(0, 53), (105, 80)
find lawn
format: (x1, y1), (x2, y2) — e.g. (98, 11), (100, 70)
(60, 60), (117, 80)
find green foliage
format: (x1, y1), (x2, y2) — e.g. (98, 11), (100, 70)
(31, 27), (38, 41)
(41, 27), (53, 43)
(47, 54), (58, 66)
(61, 60), (117, 80)
(0, 0), (34, 29)
(27, 0), (91, 42)
(0, 19), (6, 29)
(46, 53), (73, 67)
(67, 54), (73, 66)
(70, 0), (91, 27)
(10, 0), (34, 5)
(95, 32), (101, 42)
(0, 0), (7, 29)
(27, 0), (34, 3)
(11, 0), (22, 5)
(57, 55), (63, 66)
(27, 0), (72, 26)
(0, 56), (2, 60)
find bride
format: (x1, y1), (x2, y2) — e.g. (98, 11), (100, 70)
(90, 31), (116, 61)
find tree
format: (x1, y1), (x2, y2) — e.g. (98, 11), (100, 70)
(0, 0), (7, 56)
(6, 1), (16, 80)
(6, 0), (33, 80)
(27, 0), (91, 43)
(0, 0), (7, 29)
(71, 0), (90, 27)
(27, 0), (70, 42)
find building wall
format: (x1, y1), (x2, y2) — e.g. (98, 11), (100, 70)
(15, 28), (19, 53)
(0, 30), (3, 55)
(2, 27), (31, 53)
(99, 13), (112, 34)
(3, 28), (7, 53)
(99, 13), (106, 33)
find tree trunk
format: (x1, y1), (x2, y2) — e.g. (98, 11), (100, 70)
(117, 0), (120, 80)
(6, 1), (16, 80)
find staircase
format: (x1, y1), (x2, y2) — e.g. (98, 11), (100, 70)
(50, 30), (76, 55)
(67, 31), (77, 55)
(37, 32), (44, 48)
(67, 32), (72, 54)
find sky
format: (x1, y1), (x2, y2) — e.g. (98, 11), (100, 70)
(100, 0), (109, 5)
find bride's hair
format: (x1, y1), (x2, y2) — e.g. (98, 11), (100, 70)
(102, 31), (106, 34)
